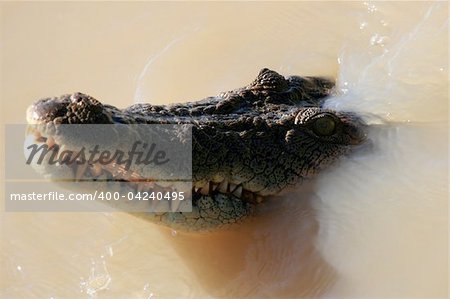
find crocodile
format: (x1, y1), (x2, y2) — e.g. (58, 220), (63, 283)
(26, 68), (366, 231)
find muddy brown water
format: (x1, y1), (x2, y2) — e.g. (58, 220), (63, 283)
(1, 2), (448, 298)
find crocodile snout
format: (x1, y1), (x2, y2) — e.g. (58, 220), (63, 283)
(27, 92), (113, 124)
(26, 95), (70, 124)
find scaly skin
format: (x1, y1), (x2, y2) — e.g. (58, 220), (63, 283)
(26, 69), (366, 231)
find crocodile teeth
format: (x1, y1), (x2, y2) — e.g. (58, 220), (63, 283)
(211, 183), (219, 191)
(75, 163), (88, 181)
(150, 197), (159, 211)
(232, 185), (243, 198)
(200, 183), (210, 195)
(36, 136), (47, 143)
(46, 136), (56, 148)
(218, 180), (228, 193)
(33, 129), (42, 138)
(90, 163), (103, 177)
(154, 200), (170, 213)
(170, 200), (182, 212)
(136, 183), (145, 193)
(147, 182), (156, 190)
(229, 183), (237, 193)
(58, 144), (66, 153)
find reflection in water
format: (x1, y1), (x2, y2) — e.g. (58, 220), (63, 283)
(1, 1), (448, 298)
(166, 182), (335, 298)
(314, 123), (447, 298)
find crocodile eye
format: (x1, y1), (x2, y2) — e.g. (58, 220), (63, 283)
(312, 116), (336, 136)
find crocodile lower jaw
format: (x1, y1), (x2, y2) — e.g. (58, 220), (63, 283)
(26, 127), (266, 205)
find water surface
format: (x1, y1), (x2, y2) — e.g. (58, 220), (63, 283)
(1, 2), (448, 298)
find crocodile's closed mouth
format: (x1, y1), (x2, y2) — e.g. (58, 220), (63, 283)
(26, 68), (367, 231)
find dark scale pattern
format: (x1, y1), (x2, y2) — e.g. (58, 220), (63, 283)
(27, 68), (366, 231)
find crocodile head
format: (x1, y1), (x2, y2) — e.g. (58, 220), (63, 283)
(26, 69), (366, 231)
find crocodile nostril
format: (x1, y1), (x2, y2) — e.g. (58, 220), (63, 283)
(27, 97), (70, 122)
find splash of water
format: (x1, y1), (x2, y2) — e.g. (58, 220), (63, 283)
(316, 2), (448, 297)
(325, 2), (448, 124)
